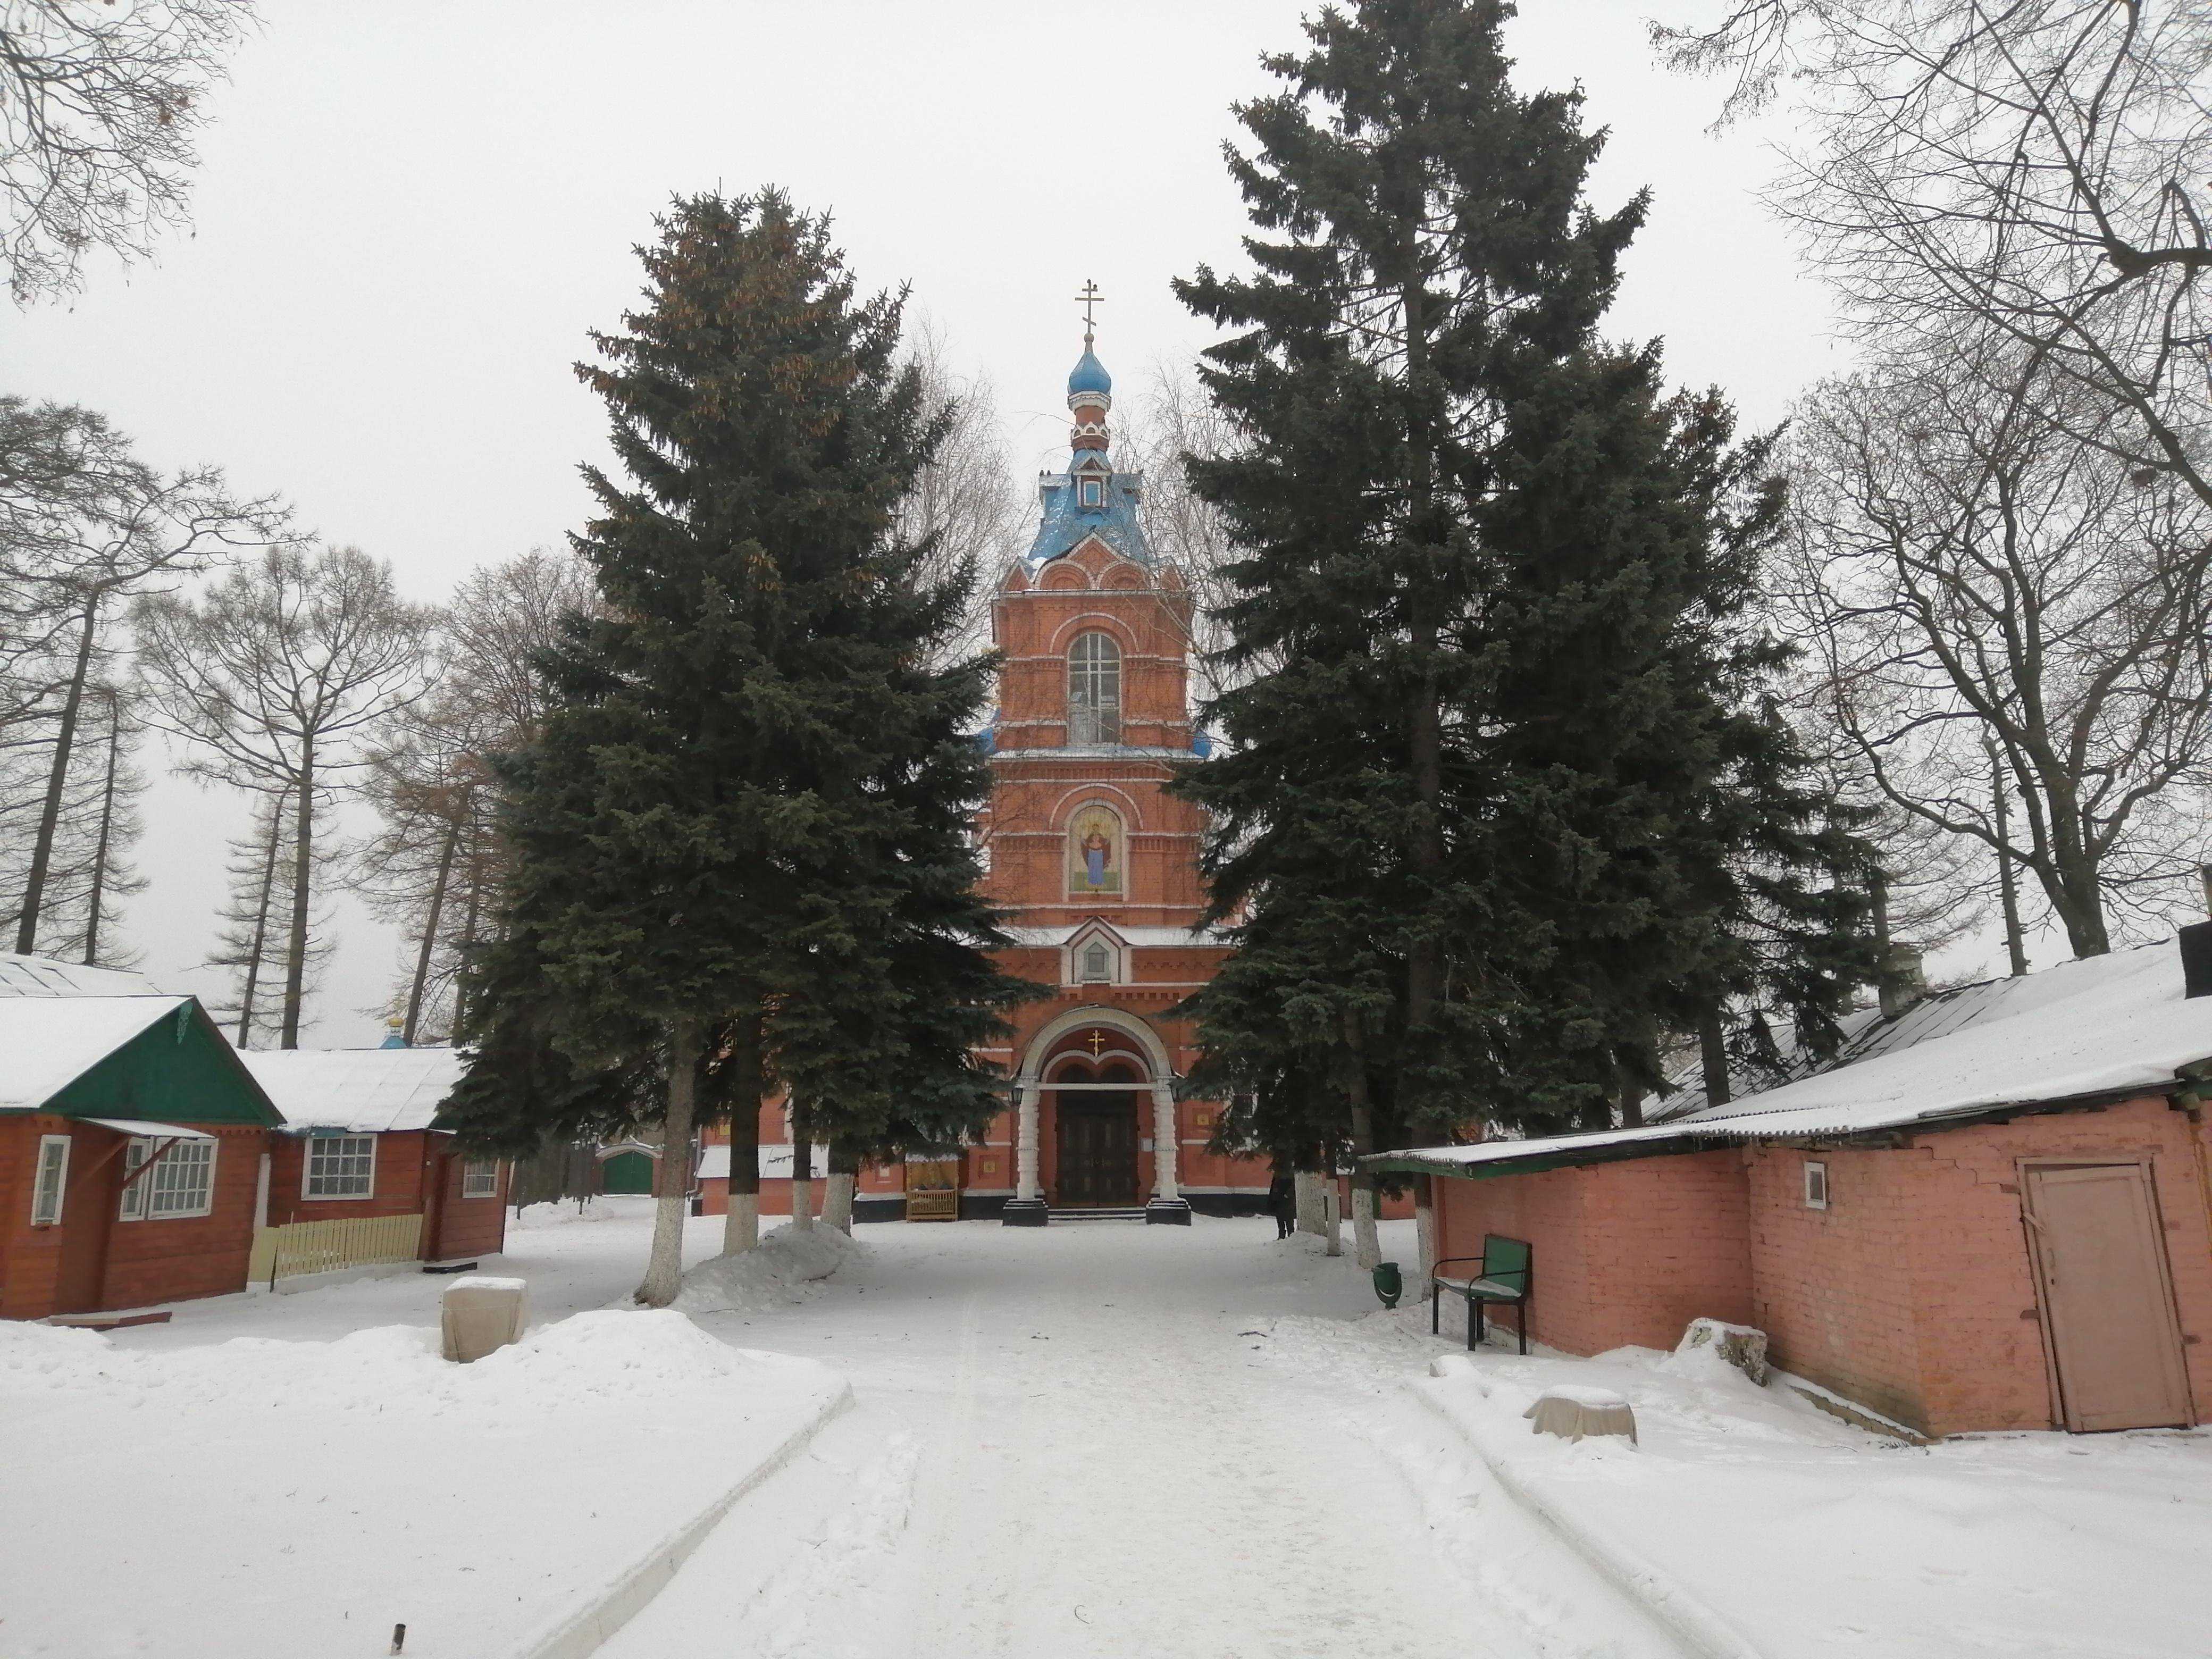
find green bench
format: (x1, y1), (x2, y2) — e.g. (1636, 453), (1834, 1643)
(1431, 1234), (1532, 1354)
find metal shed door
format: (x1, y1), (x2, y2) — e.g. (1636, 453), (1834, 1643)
(2023, 1163), (2193, 1432)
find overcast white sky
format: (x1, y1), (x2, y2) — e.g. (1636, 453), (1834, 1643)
(14, 1), (2021, 1045)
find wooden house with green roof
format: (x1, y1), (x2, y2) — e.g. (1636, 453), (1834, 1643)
(1, 954), (283, 1321)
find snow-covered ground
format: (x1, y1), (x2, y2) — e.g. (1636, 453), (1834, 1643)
(1414, 1339), (2212, 1659)
(9, 1204), (2205, 1658)
(0, 1205), (845, 1659)
(596, 1216), (1681, 1659)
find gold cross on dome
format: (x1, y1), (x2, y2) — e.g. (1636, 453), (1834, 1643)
(1086, 1028), (1108, 1057)
(1074, 279), (1105, 340)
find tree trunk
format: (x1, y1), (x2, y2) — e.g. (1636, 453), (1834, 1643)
(1398, 249), (1446, 1089)
(1988, 743), (2027, 977)
(236, 786), (288, 1048)
(453, 840), (484, 1033)
(824, 1139), (858, 1235)
(789, 1100), (815, 1231)
(722, 1008), (764, 1256)
(15, 596), (99, 955)
(80, 695), (123, 967)
(280, 740), (314, 1049)
(1698, 1003), (1730, 1107)
(636, 1016), (701, 1307)
(1412, 1174), (1436, 1301)
(1342, 1020), (1380, 1270)
(404, 809), (462, 1044)
(1293, 1164), (1324, 1236)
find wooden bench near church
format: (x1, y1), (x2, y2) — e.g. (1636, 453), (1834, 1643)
(1432, 1234), (1533, 1354)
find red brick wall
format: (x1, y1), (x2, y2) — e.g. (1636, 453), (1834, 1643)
(1748, 1097), (2212, 1436)
(1432, 1151), (1753, 1354)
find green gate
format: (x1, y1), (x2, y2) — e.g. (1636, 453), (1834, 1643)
(600, 1149), (656, 1194)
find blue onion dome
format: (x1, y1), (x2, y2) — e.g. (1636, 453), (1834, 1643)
(1067, 347), (1112, 399)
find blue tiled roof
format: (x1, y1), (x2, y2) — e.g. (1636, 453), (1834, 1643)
(1067, 348), (1112, 399)
(1023, 467), (1151, 567)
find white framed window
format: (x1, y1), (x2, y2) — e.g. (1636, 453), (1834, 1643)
(30, 1135), (69, 1226)
(461, 1159), (499, 1199)
(119, 1136), (217, 1221)
(304, 1135), (376, 1199)
(1079, 476), (1104, 508)
(1080, 941), (1113, 982)
(1804, 1159), (1829, 1210)
(1066, 632), (1121, 747)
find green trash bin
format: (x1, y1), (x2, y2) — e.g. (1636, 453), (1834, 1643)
(1372, 1260), (1404, 1309)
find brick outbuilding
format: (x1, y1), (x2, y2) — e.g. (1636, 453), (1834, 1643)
(1372, 941), (2212, 1438)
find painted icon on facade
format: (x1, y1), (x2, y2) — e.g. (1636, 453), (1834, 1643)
(1067, 803), (1122, 895)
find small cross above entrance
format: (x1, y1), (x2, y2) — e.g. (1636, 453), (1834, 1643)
(1086, 1028), (1109, 1057)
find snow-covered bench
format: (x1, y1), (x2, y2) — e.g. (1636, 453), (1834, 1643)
(1431, 1234), (1532, 1354)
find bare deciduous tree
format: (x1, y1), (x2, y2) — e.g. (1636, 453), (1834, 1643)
(1656, 1), (2212, 509)
(0, 395), (279, 953)
(891, 320), (1023, 663)
(1, 0), (258, 302)
(135, 543), (435, 1045)
(356, 547), (593, 1043)
(1780, 347), (2212, 957)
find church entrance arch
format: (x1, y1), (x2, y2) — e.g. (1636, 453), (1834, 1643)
(1005, 1007), (1188, 1224)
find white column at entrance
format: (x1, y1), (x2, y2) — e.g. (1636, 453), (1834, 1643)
(1004, 1081), (1048, 1225)
(1015, 1083), (1041, 1200)
(1145, 1080), (1192, 1224)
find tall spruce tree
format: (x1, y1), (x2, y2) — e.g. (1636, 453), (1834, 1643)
(1175, 0), (1643, 1264)
(1176, 0), (1867, 1263)
(456, 190), (1028, 1293)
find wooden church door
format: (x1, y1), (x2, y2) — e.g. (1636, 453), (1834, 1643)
(1055, 1093), (1138, 1206)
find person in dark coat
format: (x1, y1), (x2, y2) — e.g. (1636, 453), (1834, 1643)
(1266, 1170), (1296, 1239)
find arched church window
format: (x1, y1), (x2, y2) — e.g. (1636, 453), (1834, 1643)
(1066, 803), (1124, 897)
(1067, 632), (1120, 746)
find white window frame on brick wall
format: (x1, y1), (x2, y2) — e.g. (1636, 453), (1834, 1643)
(118, 1136), (217, 1221)
(304, 1134), (376, 1200)
(1804, 1159), (1829, 1210)
(30, 1134), (69, 1226)
(461, 1159), (498, 1199)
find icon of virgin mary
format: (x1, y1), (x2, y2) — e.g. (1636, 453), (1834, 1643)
(1068, 806), (1120, 893)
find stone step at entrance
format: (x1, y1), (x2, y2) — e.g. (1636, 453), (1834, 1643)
(1050, 1206), (1149, 1222)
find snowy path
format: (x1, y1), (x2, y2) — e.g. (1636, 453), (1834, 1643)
(600, 1219), (1678, 1659)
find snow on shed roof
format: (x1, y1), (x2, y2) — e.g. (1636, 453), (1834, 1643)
(0, 995), (194, 1111)
(0, 953), (164, 998)
(239, 1046), (467, 1134)
(1372, 941), (2212, 1177)
(695, 1143), (824, 1181)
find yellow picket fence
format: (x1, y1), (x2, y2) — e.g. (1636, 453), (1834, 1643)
(249, 1213), (424, 1287)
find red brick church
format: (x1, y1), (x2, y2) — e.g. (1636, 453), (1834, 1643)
(698, 328), (1273, 1224)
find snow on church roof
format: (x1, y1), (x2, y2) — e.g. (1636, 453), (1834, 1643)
(1370, 941), (2212, 1177)
(240, 1046), (468, 1134)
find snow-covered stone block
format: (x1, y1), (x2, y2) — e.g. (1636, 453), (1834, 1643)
(442, 1276), (528, 1362)
(1674, 1317), (1767, 1385)
(1523, 1385), (1637, 1444)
